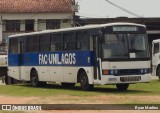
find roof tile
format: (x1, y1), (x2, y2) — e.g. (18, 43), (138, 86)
(0, 0), (73, 13)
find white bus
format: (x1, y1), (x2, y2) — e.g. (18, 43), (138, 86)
(7, 23), (151, 91)
(152, 39), (160, 79)
(0, 53), (7, 78)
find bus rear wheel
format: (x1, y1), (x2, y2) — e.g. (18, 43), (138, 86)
(79, 71), (94, 91)
(31, 70), (40, 87)
(5, 76), (18, 85)
(116, 84), (129, 91)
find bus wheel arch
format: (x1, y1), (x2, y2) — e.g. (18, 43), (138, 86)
(77, 68), (94, 91)
(30, 68), (39, 87)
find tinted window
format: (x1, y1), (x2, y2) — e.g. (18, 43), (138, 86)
(63, 32), (75, 50)
(39, 34), (50, 52)
(51, 34), (63, 51)
(9, 38), (18, 54)
(25, 20), (34, 31)
(154, 43), (159, 54)
(6, 20), (20, 32)
(76, 31), (89, 50)
(46, 20), (60, 29)
(27, 36), (39, 52)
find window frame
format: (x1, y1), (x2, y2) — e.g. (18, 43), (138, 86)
(9, 38), (18, 54)
(51, 33), (63, 51)
(46, 19), (60, 30)
(153, 43), (160, 54)
(27, 35), (39, 52)
(6, 20), (20, 32)
(63, 32), (76, 51)
(76, 30), (90, 50)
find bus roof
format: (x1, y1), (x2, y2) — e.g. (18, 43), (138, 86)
(9, 22), (146, 38)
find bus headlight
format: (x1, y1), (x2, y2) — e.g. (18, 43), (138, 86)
(103, 70), (118, 75)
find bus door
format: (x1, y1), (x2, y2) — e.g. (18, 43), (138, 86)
(93, 36), (102, 84)
(152, 42), (160, 76)
(18, 40), (25, 80)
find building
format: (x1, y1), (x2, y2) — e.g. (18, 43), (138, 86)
(76, 17), (160, 43)
(0, 0), (77, 52)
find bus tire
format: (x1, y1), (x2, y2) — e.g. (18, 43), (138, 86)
(116, 84), (129, 91)
(4, 76), (17, 85)
(79, 71), (94, 91)
(4, 76), (10, 85)
(156, 67), (160, 80)
(61, 83), (75, 88)
(30, 70), (39, 87)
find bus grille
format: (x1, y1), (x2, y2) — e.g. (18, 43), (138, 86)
(120, 76), (141, 82)
(118, 69), (140, 75)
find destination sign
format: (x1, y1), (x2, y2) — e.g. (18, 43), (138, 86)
(113, 26), (138, 32)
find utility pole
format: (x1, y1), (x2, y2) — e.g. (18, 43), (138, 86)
(72, 0), (79, 27)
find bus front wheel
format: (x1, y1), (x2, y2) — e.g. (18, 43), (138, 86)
(116, 84), (129, 91)
(79, 71), (94, 91)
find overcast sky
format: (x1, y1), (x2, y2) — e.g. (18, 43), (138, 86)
(76, 0), (160, 18)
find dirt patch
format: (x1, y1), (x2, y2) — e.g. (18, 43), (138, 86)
(1, 95), (160, 104)
(0, 96), (38, 104)
(32, 95), (160, 104)
(0, 95), (160, 113)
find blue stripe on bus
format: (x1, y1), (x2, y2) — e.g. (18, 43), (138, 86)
(8, 51), (95, 67)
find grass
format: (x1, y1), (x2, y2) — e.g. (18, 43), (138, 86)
(0, 80), (160, 97)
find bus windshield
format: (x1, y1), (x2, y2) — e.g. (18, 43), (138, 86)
(102, 34), (149, 59)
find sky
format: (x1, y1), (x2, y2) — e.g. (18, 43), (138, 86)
(76, 0), (160, 18)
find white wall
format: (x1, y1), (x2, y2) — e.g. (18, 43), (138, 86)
(0, 12), (73, 44)
(0, 13), (72, 20)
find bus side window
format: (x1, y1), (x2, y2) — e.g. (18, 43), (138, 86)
(39, 34), (50, 52)
(76, 31), (89, 50)
(27, 36), (39, 52)
(51, 34), (63, 51)
(63, 32), (75, 51)
(9, 38), (18, 54)
(153, 43), (159, 54)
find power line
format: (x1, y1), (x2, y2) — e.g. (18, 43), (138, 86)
(105, 0), (142, 17)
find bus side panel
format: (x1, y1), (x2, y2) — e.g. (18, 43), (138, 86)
(8, 67), (20, 80)
(62, 51), (95, 83)
(8, 54), (20, 80)
(50, 66), (63, 82)
(20, 66), (31, 81)
(38, 66), (50, 82)
(63, 67), (79, 83)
